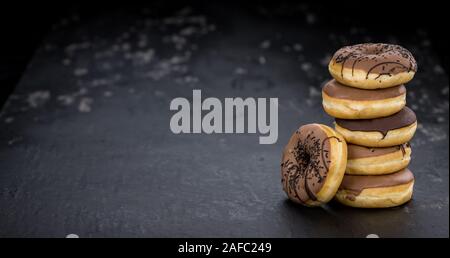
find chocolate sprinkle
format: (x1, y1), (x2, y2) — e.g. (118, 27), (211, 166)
(281, 124), (339, 204)
(331, 43), (417, 79)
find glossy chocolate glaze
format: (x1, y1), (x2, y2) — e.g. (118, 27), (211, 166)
(281, 124), (341, 204)
(347, 143), (410, 159)
(335, 107), (417, 136)
(323, 79), (406, 101)
(339, 168), (414, 197)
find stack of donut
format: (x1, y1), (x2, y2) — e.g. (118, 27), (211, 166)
(280, 43), (418, 209)
(324, 43), (418, 208)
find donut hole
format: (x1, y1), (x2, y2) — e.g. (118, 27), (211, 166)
(304, 153), (311, 166)
(296, 149), (311, 167)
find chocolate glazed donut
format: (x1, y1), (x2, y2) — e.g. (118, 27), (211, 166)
(335, 168), (415, 208)
(329, 43), (417, 89)
(322, 79), (407, 119)
(334, 107), (418, 147)
(346, 143), (412, 175)
(281, 124), (347, 206)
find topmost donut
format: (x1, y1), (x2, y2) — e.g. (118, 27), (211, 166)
(329, 43), (417, 89)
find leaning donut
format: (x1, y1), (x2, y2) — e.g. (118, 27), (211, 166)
(281, 124), (347, 206)
(329, 43), (417, 89)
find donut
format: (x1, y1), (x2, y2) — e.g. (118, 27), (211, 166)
(281, 124), (347, 207)
(322, 79), (406, 119)
(329, 43), (417, 89)
(335, 168), (414, 208)
(346, 143), (411, 175)
(335, 107), (417, 147)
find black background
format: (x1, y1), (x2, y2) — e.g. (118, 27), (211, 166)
(0, 1), (448, 107)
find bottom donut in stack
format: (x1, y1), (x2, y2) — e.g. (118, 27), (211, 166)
(333, 107), (417, 208)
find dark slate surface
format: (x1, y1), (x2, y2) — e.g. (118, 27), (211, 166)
(0, 4), (448, 237)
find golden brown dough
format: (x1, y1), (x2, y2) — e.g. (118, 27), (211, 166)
(335, 168), (414, 208)
(346, 144), (411, 175)
(329, 43), (417, 89)
(281, 124), (347, 206)
(322, 85), (406, 119)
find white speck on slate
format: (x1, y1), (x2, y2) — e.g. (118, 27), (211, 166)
(417, 123), (447, 143)
(62, 58), (71, 66)
(309, 87), (321, 97)
(27, 91), (51, 108)
(258, 56), (266, 65)
(366, 234), (379, 238)
(293, 43), (303, 51)
(66, 234), (79, 238)
(111, 44), (120, 52)
(163, 34), (187, 50)
(154, 90), (165, 98)
(431, 101), (449, 114)
(137, 38), (148, 48)
(103, 91), (113, 97)
(301, 62), (312, 72)
(122, 43), (131, 51)
(78, 87), (89, 96)
(403, 206), (410, 213)
(180, 26), (197, 36)
(57, 95), (75, 106)
(9, 94), (20, 100)
(430, 174), (443, 183)
(305, 13), (317, 24)
(4, 117), (14, 124)
(121, 32), (130, 40)
(175, 75), (199, 84)
(184, 75), (199, 83)
(132, 49), (155, 65)
(234, 67), (247, 75)
(260, 40), (271, 49)
(170, 53), (190, 64)
(65, 42), (91, 54)
(433, 65), (444, 74)
(147, 69), (170, 81)
(208, 24), (216, 32)
(7, 136), (23, 146)
(91, 78), (110, 87)
(78, 97), (93, 113)
(74, 68), (88, 76)
(99, 62), (113, 70)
